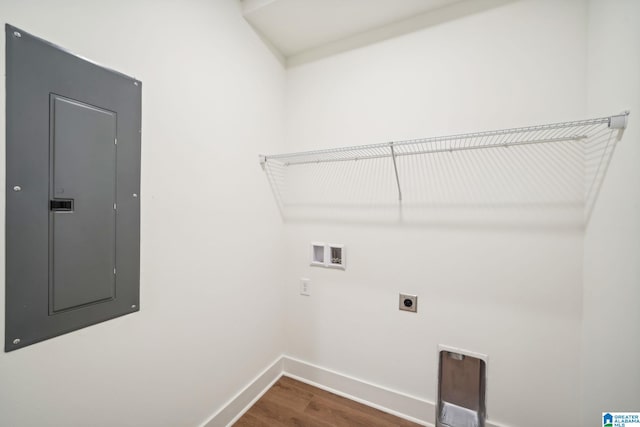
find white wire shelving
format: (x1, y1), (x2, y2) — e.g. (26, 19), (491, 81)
(260, 112), (629, 223)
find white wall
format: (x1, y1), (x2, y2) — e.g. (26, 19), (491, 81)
(283, 2), (588, 426)
(582, 0), (640, 424)
(1, 1), (637, 426)
(0, 1), (286, 427)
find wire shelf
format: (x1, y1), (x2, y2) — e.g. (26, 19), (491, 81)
(260, 113), (629, 224)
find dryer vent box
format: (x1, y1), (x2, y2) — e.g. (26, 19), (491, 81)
(5, 25), (141, 351)
(437, 349), (487, 427)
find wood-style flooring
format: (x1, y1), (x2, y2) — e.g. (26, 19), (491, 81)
(233, 376), (422, 427)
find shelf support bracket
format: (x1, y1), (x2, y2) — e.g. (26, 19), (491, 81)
(609, 111), (630, 129)
(259, 154), (267, 170)
(389, 142), (402, 202)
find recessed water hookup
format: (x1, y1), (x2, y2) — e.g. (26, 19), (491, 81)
(310, 242), (346, 270)
(327, 244), (345, 269)
(310, 242), (325, 267)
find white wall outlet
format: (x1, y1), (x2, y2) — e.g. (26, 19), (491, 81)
(300, 278), (311, 296)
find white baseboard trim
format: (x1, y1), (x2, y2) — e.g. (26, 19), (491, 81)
(199, 356), (283, 427)
(282, 355), (434, 426)
(200, 354), (509, 427)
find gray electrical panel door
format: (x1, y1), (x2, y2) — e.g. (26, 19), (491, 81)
(5, 25), (141, 351)
(50, 96), (117, 313)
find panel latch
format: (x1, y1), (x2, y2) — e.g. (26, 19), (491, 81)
(49, 199), (74, 212)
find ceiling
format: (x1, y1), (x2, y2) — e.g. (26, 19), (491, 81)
(241, 0), (512, 66)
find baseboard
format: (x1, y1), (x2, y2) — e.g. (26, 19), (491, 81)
(200, 354), (509, 427)
(199, 356), (283, 427)
(282, 356), (509, 427)
(282, 355), (434, 426)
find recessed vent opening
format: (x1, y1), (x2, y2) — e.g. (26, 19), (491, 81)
(437, 348), (487, 427)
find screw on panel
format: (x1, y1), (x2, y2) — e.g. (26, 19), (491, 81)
(134, 81), (139, 86)
(13, 31), (21, 38)
(132, 193), (138, 198)
(13, 338), (21, 345)
(13, 185), (22, 192)
(131, 304), (137, 309)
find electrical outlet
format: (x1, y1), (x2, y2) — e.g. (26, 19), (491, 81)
(300, 278), (311, 296)
(399, 293), (417, 313)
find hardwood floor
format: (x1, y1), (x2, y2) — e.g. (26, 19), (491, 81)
(233, 376), (422, 427)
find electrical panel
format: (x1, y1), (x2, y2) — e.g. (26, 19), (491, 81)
(5, 25), (141, 351)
